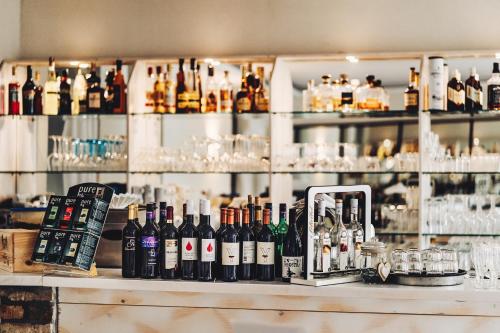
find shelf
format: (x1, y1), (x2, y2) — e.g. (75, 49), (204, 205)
(422, 233), (500, 237)
(375, 230), (419, 236)
(0, 170), (128, 174)
(129, 171), (269, 174)
(0, 114), (127, 119)
(423, 171), (500, 175)
(130, 112), (269, 117)
(272, 170), (417, 174)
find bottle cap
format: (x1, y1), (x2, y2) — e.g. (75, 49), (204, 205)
(159, 202), (167, 210)
(220, 208), (227, 225)
(200, 199), (210, 216)
(128, 204), (135, 220)
(186, 200), (194, 215)
(227, 209), (234, 224)
(288, 208), (296, 224)
(146, 202), (155, 211)
(166, 206), (174, 220)
(156, 66), (162, 75)
(470, 67), (477, 76)
(233, 208), (240, 223)
(147, 67), (153, 76)
(454, 69), (461, 81)
(335, 199), (343, 211)
(116, 59), (122, 70)
(242, 208), (250, 224)
(182, 203), (186, 217)
(318, 200), (326, 216)
(263, 208), (271, 225)
(247, 194), (253, 205)
(279, 203), (287, 213)
(190, 58), (196, 70)
(264, 202), (273, 211)
(208, 65), (214, 77)
(350, 198), (358, 210)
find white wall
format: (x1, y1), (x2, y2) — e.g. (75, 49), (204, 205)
(20, 0), (500, 59)
(0, 0), (20, 59)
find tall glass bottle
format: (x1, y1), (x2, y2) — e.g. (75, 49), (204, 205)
(59, 70), (72, 115)
(303, 79), (317, 112)
(8, 66), (20, 115)
(86, 63), (104, 114)
(104, 70), (115, 114)
(187, 58), (200, 113)
(219, 70), (233, 113)
(198, 199), (216, 281)
(33, 71), (43, 115)
(239, 208), (255, 280)
(253, 197), (263, 236)
(180, 200), (198, 280)
(233, 207), (241, 232)
(404, 67), (419, 112)
(72, 68), (87, 114)
(314, 200), (331, 272)
(176, 58), (188, 113)
(235, 65), (251, 113)
(122, 205), (140, 278)
(160, 205), (178, 279)
(487, 62), (500, 110)
(140, 203), (159, 278)
(465, 67), (483, 112)
(275, 203), (288, 278)
(254, 66), (269, 112)
(216, 208), (227, 279)
(256, 208), (275, 281)
(145, 66), (155, 112)
(344, 199), (355, 269)
(158, 202), (168, 230)
(350, 199), (364, 269)
(113, 59), (127, 114)
(205, 65), (218, 113)
(318, 75), (334, 112)
(22, 65), (36, 115)
(447, 69), (465, 112)
(247, 195), (255, 229)
(165, 64), (176, 113)
(222, 208), (239, 282)
(334, 199), (348, 270)
(44, 57), (59, 115)
(282, 207), (302, 282)
(153, 66), (165, 113)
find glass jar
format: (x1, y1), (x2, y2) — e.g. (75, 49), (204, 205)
(360, 238), (387, 270)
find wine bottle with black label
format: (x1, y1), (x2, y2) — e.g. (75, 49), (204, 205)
(282, 208), (302, 282)
(180, 200), (198, 280)
(140, 203), (159, 279)
(198, 199), (216, 281)
(222, 209), (239, 282)
(160, 206), (178, 279)
(238, 208), (255, 280)
(122, 205), (140, 278)
(256, 208), (275, 281)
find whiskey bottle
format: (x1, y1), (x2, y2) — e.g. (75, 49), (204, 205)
(196, 63), (203, 113)
(187, 58), (200, 113)
(447, 69), (465, 112)
(219, 70), (233, 113)
(104, 70), (115, 114)
(487, 62), (500, 110)
(235, 65), (251, 113)
(22, 65), (36, 115)
(145, 66), (155, 112)
(164, 64), (176, 113)
(43, 57), (59, 115)
(153, 66), (166, 113)
(313, 200), (331, 272)
(302, 79), (317, 112)
(176, 58), (189, 113)
(33, 71), (44, 115)
(205, 65), (218, 112)
(72, 68), (87, 115)
(465, 67), (483, 112)
(339, 74), (354, 112)
(404, 67), (419, 112)
(254, 66), (269, 112)
(113, 59), (127, 114)
(59, 69), (72, 115)
(86, 63), (104, 114)
(317, 75), (334, 112)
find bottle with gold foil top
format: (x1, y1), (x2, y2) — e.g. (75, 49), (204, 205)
(254, 66), (269, 112)
(236, 65), (252, 113)
(219, 70), (233, 113)
(153, 66), (166, 113)
(404, 67), (419, 112)
(205, 65), (218, 112)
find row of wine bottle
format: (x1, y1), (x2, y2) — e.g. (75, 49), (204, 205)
(122, 197), (303, 282)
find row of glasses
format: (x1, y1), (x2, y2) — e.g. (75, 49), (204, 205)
(133, 134), (270, 172)
(471, 241), (500, 289)
(391, 248), (459, 275)
(425, 194), (500, 235)
(48, 135), (127, 171)
(380, 204), (419, 233)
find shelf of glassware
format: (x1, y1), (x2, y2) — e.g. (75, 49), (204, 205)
(0, 170), (128, 174)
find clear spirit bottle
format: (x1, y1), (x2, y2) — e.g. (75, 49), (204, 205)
(350, 198), (364, 269)
(313, 200), (331, 272)
(331, 199), (348, 270)
(43, 57), (59, 115)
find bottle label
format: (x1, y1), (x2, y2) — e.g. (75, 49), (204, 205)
(220, 90), (233, 112)
(201, 239), (216, 262)
(255, 95), (269, 112)
(124, 236), (136, 251)
(181, 237), (197, 260)
(447, 87), (465, 105)
(257, 241), (274, 265)
(355, 234), (364, 244)
(177, 93), (189, 109)
(164, 239), (178, 269)
(141, 236), (158, 248)
(166, 89), (176, 110)
(354, 248), (362, 269)
(236, 97), (251, 112)
(404, 93), (418, 107)
(37, 240), (48, 254)
(242, 241), (255, 264)
(282, 256), (302, 279)
(341, 92), (353, 105)
(466, 86), (482, 104)
(339, 251), (348, 270)
(89, 91), (101, 108)
(206, 92), (218, 112)
(222, 242), (240, 265)
(23, 90), (34, 101)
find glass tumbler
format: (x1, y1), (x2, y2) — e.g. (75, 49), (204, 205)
(407, 248), (422, 274)
(441, 249), (459, 274)
(391, 249), (408, 274)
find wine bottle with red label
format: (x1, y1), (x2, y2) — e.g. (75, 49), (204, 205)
(180, 200), (198, 280)
(222, 209), (239, 282)
(140, 203), (159, 279)
(197, 199), (216, 281)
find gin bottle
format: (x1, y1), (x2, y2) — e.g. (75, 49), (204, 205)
(313, 200), (331, 272)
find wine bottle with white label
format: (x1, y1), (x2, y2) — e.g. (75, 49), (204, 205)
(180, 200), (199, 280)
(140, 203), (159, 279)
(160, 206), (178, 279)
(238, 208), (255, 280)
(256, 208), (275, 281)
(282, 208), (302, 282)
(198, 199), (216, 281)
(222, 209), (239, 282)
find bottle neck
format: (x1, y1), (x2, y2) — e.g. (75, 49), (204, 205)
(145, 210), (155, 225)
(200, 214), (210, 226)
(159, 208), (167, 223)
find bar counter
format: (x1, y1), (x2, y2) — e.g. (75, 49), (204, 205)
(1, 269), (500, 332)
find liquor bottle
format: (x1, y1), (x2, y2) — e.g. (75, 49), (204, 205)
(447, 69), (465, 112)
(487, 62), (500, 110)
(235, 65), (252, 113)
(176, 58), (189, 113)
(239, 208), (255, 280)
(180, 200), (198, 280)
(104, 70), (115, 114)
(113, 59), (127, 114)
(350, 198), (364, 269)
(216, 208), (227, 279)
(178, 203), (187, 233)
(196, 63), (204, 113)
(86, 63), (104, 114)
(317, 74), (334, 111)
(339, 73), (354, 112)
(282, 207), (302, 282)
(303, 79), (316, 112)
(254, 66), (269, 112)
(245, 63), (256, 94)
(160, 205), (178, 279)
(122, 204), (140, 278)
(8, 66), (20, 115)
(33, 71), (43, 115)
(256, 208), (275, 281)
(275, 203), (288, 278)
(158, 201), (167, 230)
(44, 57), (59, 115)
(205, 65), (218, 113)
(465, 67), (482, 112)
(247, 195), (255, 229)
(335, 199), (349, 270)
(233, 207), (241, 232)
(253, 197), (263, 235)
(264, 202), (276, 235)
(140, 203), (159, 278)
(165, 64), (176, 113)
(197, 199), (216, 281)
(72, 68), (87, 115)
(344, 199), (355, 269)
(314, 200), (331, 272)
(219, 70), (233, 113)
(22, 65), (36, 115)
(187, 58), (200, 113)
(153, 66), (165, 113)
(59, 70), (72, 115)
(404, 67), (419, 112)
(145, 66), (155, 112)
(222, 208), (239, 282)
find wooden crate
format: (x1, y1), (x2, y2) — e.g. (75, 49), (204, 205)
(0, 229), (44, 273)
